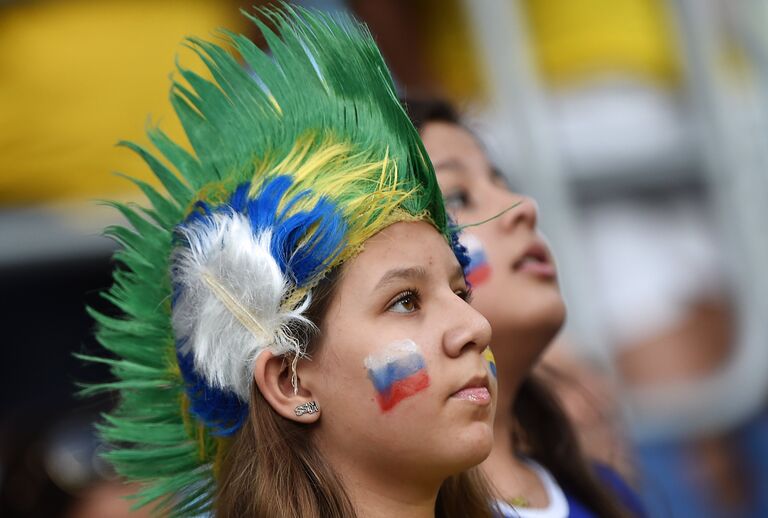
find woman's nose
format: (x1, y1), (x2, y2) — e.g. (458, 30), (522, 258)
(442, 297), (492, 358)
(498, 194), (538, 231)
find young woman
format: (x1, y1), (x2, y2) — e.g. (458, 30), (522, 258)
(84, 10), (498, 518)
(406, 100), (645, 517)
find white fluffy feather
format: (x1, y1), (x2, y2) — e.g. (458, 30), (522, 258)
(171, 212), (313, 400)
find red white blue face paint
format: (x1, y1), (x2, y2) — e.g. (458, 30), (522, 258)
(461, 234), (491, 286)
(364, 339), (430, 412)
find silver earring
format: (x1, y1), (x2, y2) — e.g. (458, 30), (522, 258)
(294, 401), (319, 416)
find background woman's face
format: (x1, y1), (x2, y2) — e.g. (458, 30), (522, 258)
(421, 122), (566, 382)
(303, 221), (497, 483)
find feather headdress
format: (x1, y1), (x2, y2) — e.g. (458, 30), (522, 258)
(80, 5), (463, 516)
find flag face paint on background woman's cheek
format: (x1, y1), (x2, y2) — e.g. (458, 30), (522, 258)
(364, 339), (430, 412)
(483, 347), (497, 379)
(461, 234), (491, 286)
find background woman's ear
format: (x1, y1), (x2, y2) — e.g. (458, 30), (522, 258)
(253, 351), (321, 423)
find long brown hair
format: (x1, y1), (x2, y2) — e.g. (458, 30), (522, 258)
(404, 98), (632, 518)
(515, 374), (630, 517)
(216, 269), (496, 517)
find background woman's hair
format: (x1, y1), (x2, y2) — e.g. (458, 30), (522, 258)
(403, 97), (631, 518)
(215, 268), (496, 517)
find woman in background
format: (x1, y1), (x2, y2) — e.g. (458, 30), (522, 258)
(407, 99), (645, 518)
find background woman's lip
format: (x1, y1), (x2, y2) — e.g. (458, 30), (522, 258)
(516, 259), (557, 277)
(512, 240), (556, 277)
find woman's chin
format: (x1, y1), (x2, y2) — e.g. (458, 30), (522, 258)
(492, 302), (566, 341)
(445, 423), (495, 471)
(474, 287), (565, 336)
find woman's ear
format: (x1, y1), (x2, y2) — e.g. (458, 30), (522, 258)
(253, 351), (321, 423)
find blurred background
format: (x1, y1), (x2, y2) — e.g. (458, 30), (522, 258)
(1, 0), (767, 516)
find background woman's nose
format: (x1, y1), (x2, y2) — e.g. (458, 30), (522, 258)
(498, 194), (539, 230)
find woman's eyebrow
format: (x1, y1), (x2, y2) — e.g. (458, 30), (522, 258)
(433, 158), (466, 173)
(374, 266), (428, 290)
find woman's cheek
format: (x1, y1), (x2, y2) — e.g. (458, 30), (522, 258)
(364, 339), (430, 412)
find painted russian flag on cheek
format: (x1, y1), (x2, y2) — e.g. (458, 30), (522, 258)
(365, 340), (431, 412)
(461, 234), (491, 286)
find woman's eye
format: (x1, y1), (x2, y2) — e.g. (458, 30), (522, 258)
(491, 167), (513, 190)
(443, 189), (470, 212)
(389, 291), (420, 313)
(456, 287), (473, 303)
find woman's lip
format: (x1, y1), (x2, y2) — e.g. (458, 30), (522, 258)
(512, 241), (557, 278)
(451, 387), (491, 404)
(516, 260), (557, 278)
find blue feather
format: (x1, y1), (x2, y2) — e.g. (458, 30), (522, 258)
(276, 196), (347, 284)
(245, 175), (292, 233)
(239, 176), (347, 285)
(175, 343), (248, 437)
(228, 182), (251, 213)
(276, 187), (312, 219)
(448, 218), (472, 281)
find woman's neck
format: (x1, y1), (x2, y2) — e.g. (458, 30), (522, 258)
(481, 421), (550, 509)
(482, 328), (555, 509)
(324, 447), (440, 518)
(343, 467), (439, 518)
(346, 479), (438, 518)
(490, 326), (554, 419)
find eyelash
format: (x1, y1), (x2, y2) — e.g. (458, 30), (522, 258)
(460, 285), (473, 302)
(388, 289), (421, 313)
(444, 173), (516, 211)
(387, 286), (473, 313)
(491, 168), (513, 190)
(444, 189), (470, 211)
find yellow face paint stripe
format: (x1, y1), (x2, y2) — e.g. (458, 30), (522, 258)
(483, 347), (497, 379)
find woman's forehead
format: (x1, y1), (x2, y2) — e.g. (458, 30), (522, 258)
(340, 221), (459, 285)
(422, 124), (488, 172)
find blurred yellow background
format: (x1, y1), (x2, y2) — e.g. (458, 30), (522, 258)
(0, 0), (246, 205)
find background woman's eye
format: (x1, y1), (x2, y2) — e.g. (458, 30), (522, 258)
(444, 190), (470, 212)
(456, 287), (473, 303)
(389, 292), (419, 313)
(491, 167), (514, 191)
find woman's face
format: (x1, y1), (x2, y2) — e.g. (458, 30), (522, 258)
(303, 221), (496, 483)
(420, 122), (566, 384)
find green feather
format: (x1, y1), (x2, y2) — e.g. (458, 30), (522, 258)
(118, 141), (193, 207)
(114, 173), (182, 227)
(146, 128), (206, 190)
